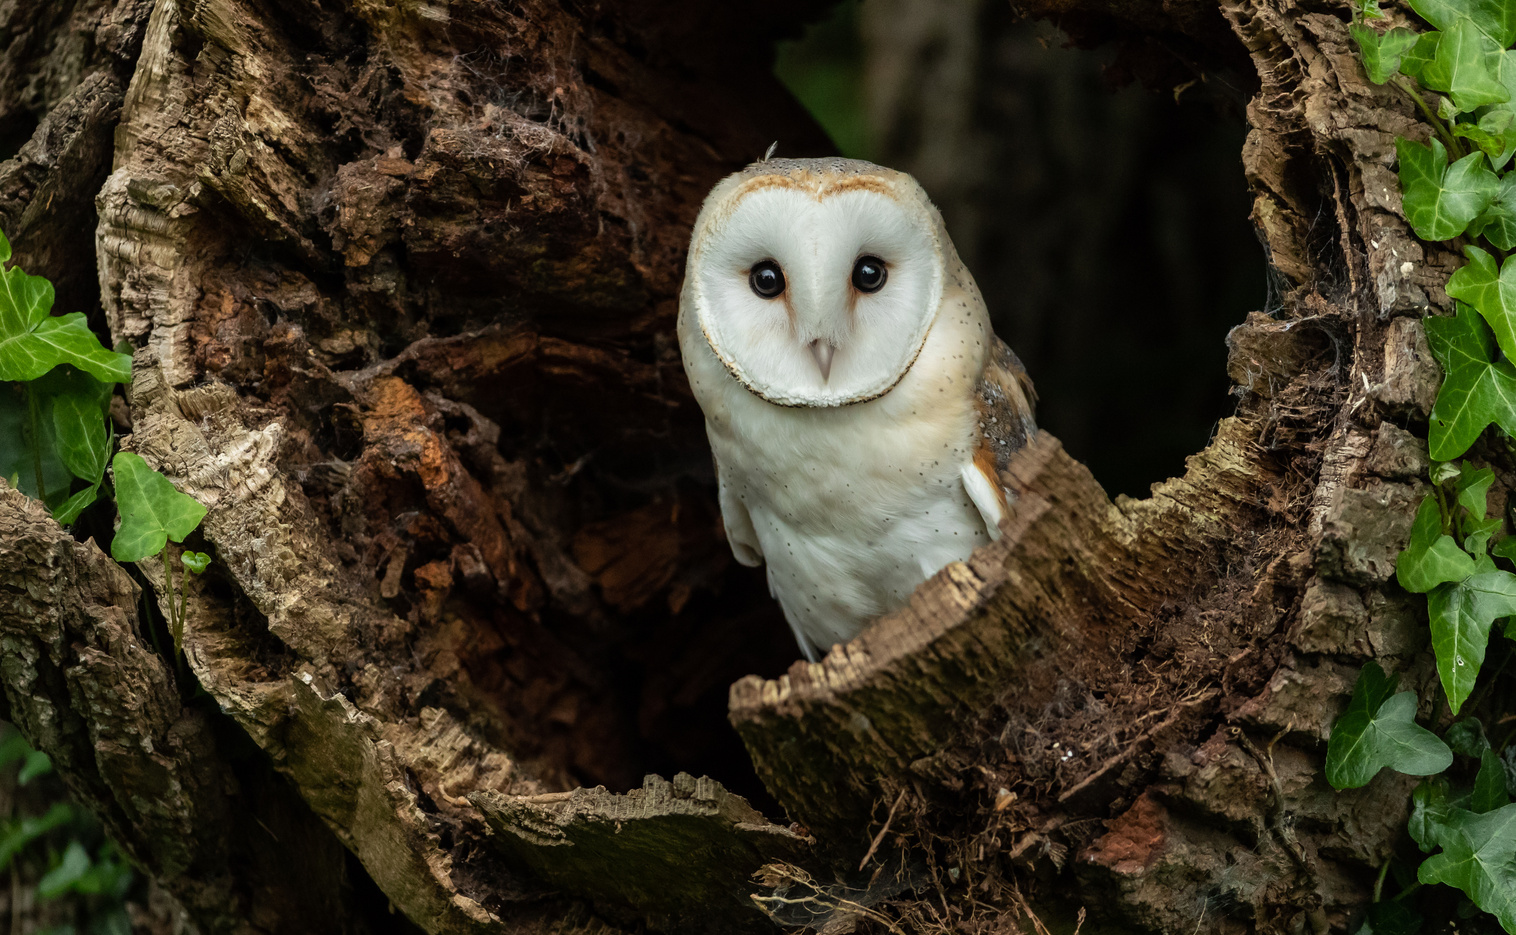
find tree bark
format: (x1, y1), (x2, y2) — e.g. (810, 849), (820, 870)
(0, 0), (1462, 933)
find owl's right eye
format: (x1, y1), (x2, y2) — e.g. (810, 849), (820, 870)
(749, 261), (785, 299)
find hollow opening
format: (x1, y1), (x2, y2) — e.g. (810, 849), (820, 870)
(401, 0), (1271, 812)
(261, 0), (1270, 819)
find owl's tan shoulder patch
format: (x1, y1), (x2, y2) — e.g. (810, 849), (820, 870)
(972, 335), (1037, 490)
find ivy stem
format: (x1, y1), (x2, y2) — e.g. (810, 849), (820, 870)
(24, 382), (45, 504)
(1396, 78), (1464, 158)
(1372, 855), (1392, 903)
(1433, 480), (1453, 535)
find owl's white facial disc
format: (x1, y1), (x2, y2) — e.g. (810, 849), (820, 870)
(688, 175), (944, 407)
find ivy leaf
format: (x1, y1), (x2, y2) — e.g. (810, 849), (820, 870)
(180, 550), (211, 574)
(1408, 0), (1516, 49)
(37, 840), (93, 901)
(1446, 246), (1516, 358)
(50, 483), (99, 526)
(1434, 460), (1463, 485)
(0, 301), (132, 385)
(1416, 803), (1516, 931)
(1402, 32), (1441, 78)
(1361, 0), (1386, 18)
(1326, 662), (1453, 789)
(1464, 514), (1502, 553)
(1398, 139), (1500, 241)
(1411, 777), (1461, 851)
(1425, 303), (1516, 460)
(1426, 570), (1516, 714)
(0, 381), (70, 507)
(1473, 749), (1512, 811)
(1398, 495), (1478, 592)
(32, 365), (111, 486)
(1495, 535), (1516, 561)
(1353, 23), (1422, 83)
(0, 229), (131, 383)
(1457, 109), (1516, 173)
(1453, 463), (1499, 550)
(110, 452), (206, 563)
(1447, 717), (1492, 756)
(16, 749), (51, 785)
(1417, 20), (1510, 113)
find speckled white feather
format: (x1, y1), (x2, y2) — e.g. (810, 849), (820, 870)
(679, 158), (1012, 661)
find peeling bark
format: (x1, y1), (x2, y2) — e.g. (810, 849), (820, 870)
(0, 0), (1472, 931)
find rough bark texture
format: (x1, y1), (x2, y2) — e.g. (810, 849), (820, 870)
(0, 0), (1466, 932)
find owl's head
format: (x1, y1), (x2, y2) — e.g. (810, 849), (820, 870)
(682, 158), (949, 408)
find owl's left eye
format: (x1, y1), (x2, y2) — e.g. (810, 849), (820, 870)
(852, 256), (887, 293)
(749, 261), (786, 299)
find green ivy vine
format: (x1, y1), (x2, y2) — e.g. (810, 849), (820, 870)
(1331, 0), (1516, 931)
(0, 227), (210, 661)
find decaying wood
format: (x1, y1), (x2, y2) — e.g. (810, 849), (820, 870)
(0, 0), (1477, 930)
(473, 773), (812, 933)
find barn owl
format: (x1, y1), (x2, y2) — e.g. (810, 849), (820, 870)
(678, 157), (1036, 662)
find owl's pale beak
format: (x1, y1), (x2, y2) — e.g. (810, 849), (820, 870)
(808, 339), (835, 382)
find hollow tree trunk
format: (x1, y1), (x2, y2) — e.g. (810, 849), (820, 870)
(0, 0), (1453, 932)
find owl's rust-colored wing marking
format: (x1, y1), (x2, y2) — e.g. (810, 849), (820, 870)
(966, 335), (1037, 528)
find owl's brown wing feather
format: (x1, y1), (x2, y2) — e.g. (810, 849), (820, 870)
(964, 335), (1037, 529)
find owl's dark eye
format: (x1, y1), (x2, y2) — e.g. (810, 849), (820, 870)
(852, 256), (887, 293)
(749, 260), (785, 299)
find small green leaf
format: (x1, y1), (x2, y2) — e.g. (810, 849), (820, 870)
(1398, 495), (1477, 592)
(1433, 460), (1463, 485)
(110, 452), (206, 563)
(1455, 109), (1516, 171)
(180, 550), (211, 574)
(1399, 139), (1500, 241)
(38, 840), (92, 900)
(1473, 749), (1511, 812)
(34, 366), (111, 485)
(16, 749), (50, 785)
(1410, 777), (1460, 852)
(1402, 31), (1441, 78)
(1416, 802), (1516, 931)
(1494, 535), (1516, 561)
(1426, 303), (1516, 460)
(1326, 663), (1453, 789)
(1361, 0), (1386, 18)
(51, 483), (98, 525)
(1446, 717), (1491, 756)
(0, 381), (69, 506)
(1463, 514), (1501, 553)
(1446, 246), (1516, 358)
(1457, 464), (1492, 511)
(0, 802), (72, 871)
(1418, 20), (1510, 113)
(1426, 570), (1516, 714)
(1354, 23), (1422, 83)
(1407, 0), (1516, 49)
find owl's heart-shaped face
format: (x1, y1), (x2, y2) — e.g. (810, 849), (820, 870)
(684, 163), (946, 407)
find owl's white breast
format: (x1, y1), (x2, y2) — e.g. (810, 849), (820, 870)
(679, 270), (996, 657)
